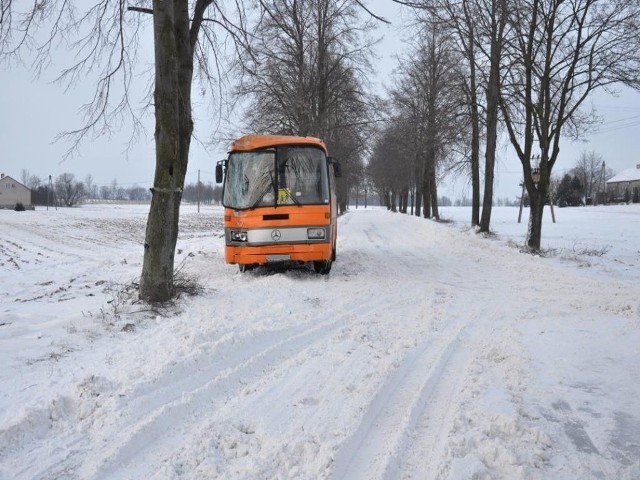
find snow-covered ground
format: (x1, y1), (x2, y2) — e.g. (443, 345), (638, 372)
(1, 203), (638, 479)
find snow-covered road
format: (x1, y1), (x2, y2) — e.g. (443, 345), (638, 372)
(1, 205), (638, 479)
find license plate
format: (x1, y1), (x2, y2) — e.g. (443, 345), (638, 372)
(266, 254), (290, 262)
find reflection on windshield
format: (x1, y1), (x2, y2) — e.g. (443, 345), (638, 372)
(223, 147), (329, 210)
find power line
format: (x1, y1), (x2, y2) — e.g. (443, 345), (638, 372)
(596, 117), (640, 134)
(599, 114), (640, 125)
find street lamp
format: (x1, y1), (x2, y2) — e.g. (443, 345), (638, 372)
(531, 167), (540, 186)
(531, 154), (541, 187)
(529, 160), (556, 223)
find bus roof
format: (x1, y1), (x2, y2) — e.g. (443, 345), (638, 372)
(228, 134), (328, 154)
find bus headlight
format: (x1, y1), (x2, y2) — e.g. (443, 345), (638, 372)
(307, 227), (326, 240)
(231, 230), (248, 242)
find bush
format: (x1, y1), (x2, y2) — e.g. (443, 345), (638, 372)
(14, 202), (25, 211)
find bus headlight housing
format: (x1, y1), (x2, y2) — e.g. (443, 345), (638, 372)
(307, 227), (326, 240)
(231, 230), (248, 242)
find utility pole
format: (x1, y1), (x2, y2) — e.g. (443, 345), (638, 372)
(51, 175), (57, 210)
(600, 161), (606, 204)
(47, 175), (52, 211)
(517, 180), (525, 223)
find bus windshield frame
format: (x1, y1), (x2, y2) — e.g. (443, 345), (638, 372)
(222, 146), (330, 210)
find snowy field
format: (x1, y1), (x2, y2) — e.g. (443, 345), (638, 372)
(0, 203), (638, 479)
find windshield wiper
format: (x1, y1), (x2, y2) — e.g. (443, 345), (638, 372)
(288, 191), (302, 206)
(249, 171), (276, 210)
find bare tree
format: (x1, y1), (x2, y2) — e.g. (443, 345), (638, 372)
(1, 1), (255, 301)
(473, 0), (509, 233)
(99, 185), (111, 200)
(572, 151), (603, 204)
(236, 0), (376, 212)
(20, 169), (42, 190)
(84, 174), (95, 200)
(390, 55), (430, 216)
(395, 0), (507, 229)
(417, 0), (484, 225)
(389, 24), (468, 219)
(55, 173), (86, 207)
(240, 0), (375, 133)
(500, 0), (640, 250)
(454, 0), (483, 226)
(20, 169), (29, 187)
(368, 121), (408, 211)
(126, 184), (150, 201)
(110, 178), (119, 201)
(423, 0), (485, 225)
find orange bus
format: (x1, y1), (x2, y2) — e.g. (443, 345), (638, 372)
(215, 134), (341, 274)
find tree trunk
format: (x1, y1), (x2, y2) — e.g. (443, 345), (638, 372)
(479, 67), (499, 231)
(139, 0), (194, 302)
(527, 186), (545, 250)
(410, 188), (414, 215)
(414, 160), (423, 217)
(400, 187), (409, 214)
(469, 83), (481, 226)
(479, 0), (505, 233)
(381, 189), (391, 210)
(422, 185), (431, 219)
(429, 168), (439, 220)
(468, 26), (481, 227)
(337, 178), (348, 214)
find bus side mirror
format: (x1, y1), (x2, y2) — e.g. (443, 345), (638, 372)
(215, 161), (225, 183)
(330, 157), (342, 178)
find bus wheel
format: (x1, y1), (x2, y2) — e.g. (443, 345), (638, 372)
(238, 264), (253, 273)
(313, 260), (332, 275)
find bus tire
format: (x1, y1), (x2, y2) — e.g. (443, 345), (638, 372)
(313, 260), (332, 275)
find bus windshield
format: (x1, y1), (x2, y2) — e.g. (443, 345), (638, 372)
(223, 146), (330, 210)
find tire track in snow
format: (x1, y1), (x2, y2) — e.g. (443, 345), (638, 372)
(88, 322), (341, 477)
(330, 304), (481, 480)
(342, 210), (476, 284)
(10, 317), (343, 479)
(85, 301), (370, 479)
(331, 210), (508, 479)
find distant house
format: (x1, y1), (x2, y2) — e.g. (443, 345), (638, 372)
(0, 174), (32, 208)
(606, 164), (640, 202)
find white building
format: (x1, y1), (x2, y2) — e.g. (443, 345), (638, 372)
(606, 164), (640, 202)
(0, 174), (32, 208)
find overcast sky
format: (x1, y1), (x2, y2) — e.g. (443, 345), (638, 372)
(1, 2), (639, 201)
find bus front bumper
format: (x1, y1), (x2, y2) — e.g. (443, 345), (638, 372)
(225, 243), (332, 265)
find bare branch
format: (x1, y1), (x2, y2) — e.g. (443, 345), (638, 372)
(127, 6), (153, 15)
(353, 0), (391, 24)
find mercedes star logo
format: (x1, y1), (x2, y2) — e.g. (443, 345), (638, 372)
(271, 229), (282, 241)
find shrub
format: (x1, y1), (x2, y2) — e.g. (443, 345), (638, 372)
(14, 202), (25, 211)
